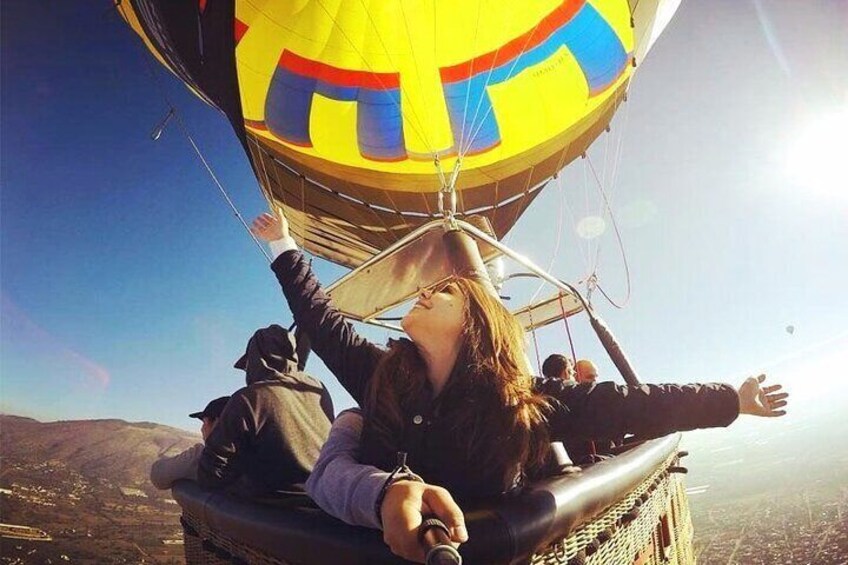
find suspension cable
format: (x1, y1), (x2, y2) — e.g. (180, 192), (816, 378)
(557, 292), (577, 361)
(115, 2), (271, 262)
(527, 307), (543, 377)
(584, 156), (632, 309)
(174, 114), (272, 262)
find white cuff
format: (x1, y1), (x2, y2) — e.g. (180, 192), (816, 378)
(268, 237), (298, 259)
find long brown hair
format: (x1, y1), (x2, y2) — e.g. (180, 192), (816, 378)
(363, 277), (550, 487)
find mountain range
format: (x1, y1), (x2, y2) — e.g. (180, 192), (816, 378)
(1, 414), (199, 487)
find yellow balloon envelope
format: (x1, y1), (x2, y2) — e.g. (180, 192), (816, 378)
(120, 0), (677, 266)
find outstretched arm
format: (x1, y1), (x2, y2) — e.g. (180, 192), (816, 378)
(543, 374), (787, 442)
(251, 211), (382, 404)
(150, 443), (204, 490)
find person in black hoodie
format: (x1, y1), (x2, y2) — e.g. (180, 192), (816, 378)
(197, 324), (334, 497)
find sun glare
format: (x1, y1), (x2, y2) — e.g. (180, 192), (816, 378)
(785, 106), (848, 198)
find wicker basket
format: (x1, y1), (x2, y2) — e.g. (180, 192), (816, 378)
(177, 440), (694, 564)
(530, 451), (694, 565)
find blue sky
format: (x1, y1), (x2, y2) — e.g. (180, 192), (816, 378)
(2, 1), (846, 432)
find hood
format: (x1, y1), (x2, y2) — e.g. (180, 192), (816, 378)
(235, 324), (299, 385)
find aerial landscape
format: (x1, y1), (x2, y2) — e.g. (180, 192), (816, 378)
(2, 0), (846, 563)
(2, 373), (846, 564)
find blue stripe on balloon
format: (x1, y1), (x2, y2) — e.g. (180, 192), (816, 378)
(442, 2), (627, 151)
(316, 82), (360, 102)
(357, 88), (406, 160)
(265, 68), (315, 146)
(265, 67), (405, 159)
(555, 3), (628, 93)
(443, 77), (500, 155)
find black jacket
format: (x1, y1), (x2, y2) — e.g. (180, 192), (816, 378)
(272, 250), (740, 500)
(197, 345), (334, 496)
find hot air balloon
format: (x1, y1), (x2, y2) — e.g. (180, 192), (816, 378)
(118, 1), (696, 563)
(117, 0), (671, 266)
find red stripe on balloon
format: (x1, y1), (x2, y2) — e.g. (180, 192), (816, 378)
(235, 18), (248, 44)
(440, 0), (584, 84)
(279, 50), (400, 90)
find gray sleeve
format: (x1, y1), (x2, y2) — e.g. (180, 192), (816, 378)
(150, 443), (204, 490)
(305, 409), (389, 530)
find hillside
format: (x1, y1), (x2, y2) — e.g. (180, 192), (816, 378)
(0, 415), (199, 487)
(0, 415), (200, 564)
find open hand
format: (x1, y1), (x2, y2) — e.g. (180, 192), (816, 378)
(738, 374), (788, 417)
(381, 481), (467, 563)
(250, 207), (290, 242)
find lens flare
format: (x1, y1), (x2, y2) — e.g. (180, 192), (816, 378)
(785, 106), (848, 199)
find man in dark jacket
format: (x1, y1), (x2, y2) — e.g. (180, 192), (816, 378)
(197, 324), (334, 497)
(150, 395), (230, 490)
(542, 354), (576, 383)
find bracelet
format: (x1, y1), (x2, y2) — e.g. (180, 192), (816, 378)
(374, 452), (423, 526)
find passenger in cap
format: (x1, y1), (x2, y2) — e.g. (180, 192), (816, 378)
(196, 324), (334, 497)
(150, 396), (231, 490)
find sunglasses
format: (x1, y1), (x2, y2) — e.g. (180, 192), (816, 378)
(423, 277), (459, 295)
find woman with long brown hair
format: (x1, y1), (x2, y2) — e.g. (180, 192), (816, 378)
(251, 210), (788, 562)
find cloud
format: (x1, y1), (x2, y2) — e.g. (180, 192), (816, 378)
(1, 293), (110, 389)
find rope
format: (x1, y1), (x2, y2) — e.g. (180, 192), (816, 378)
(327, 0), (435, 155)
(461, 6), (548, 158)
(591, 100), (632, 274)
(115, 2), (271, 262)
(299, 173), (316, 263)
(456, 1), (486, 155)
(175, 115), (272, 262)
(527, 306), (543, 377)
(584, 156), (632, 309)
(528, 174), (566, 305)
(557, 292), (577, 361)
(398, 0), (441, 155)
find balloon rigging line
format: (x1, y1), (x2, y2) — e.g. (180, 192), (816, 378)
(527, 307), (543, 376)
(461, 5), (548, 160)
(582, 156), (592, 258)
(456, 1), (486, 158)
(592, 98), (632, 274)
(251, 140), (323, 263)
(178, 119), (273, 263)
(575, 156), (593, 276)
(560, 170), (592, 275)
(528, 174), (567, 305)
(558, 293), (578, 361)
(608, 96), (632, 204)
(585, 155), (632, 309)
(340, 0), (436, 156)
(115, 1), (271, 263)
(398, 0), (447, 162)
(600, 124), (613, 200)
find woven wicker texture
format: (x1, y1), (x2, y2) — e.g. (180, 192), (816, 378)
(530, 454), (694, 565)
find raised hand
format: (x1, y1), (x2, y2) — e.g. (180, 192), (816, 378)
(737, 374), (788, 417)
(250, 207), (290, 242)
